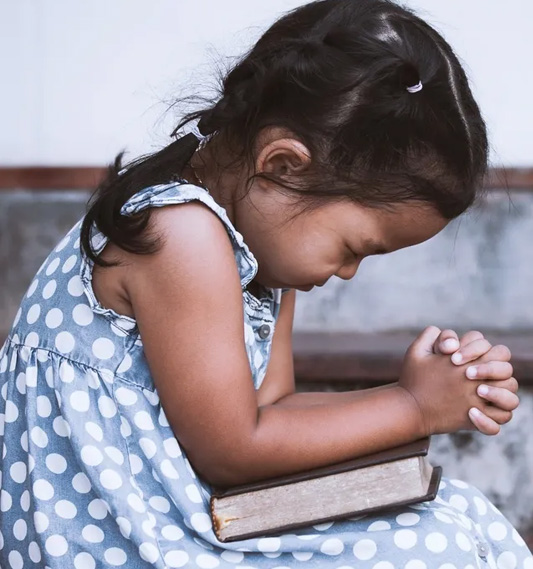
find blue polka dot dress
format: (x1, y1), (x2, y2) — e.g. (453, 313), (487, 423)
(0, 182), (531, 569)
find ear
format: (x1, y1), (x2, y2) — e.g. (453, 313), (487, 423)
(255, 137), (312, 178)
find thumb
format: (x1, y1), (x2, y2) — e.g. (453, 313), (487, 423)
(409, 326), (442, 357)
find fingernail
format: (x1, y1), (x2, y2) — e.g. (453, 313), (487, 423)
(444, 339), (459, 350)
(466, 366), (477, 379)
(478, 384), (489, 396)
(451, 353), (462, 364)
(469, 407), (481, 418)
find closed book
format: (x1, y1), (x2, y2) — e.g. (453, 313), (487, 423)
(210, 438), (441, 542)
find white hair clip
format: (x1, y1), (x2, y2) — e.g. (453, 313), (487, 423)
(188, 123), (215, 150)
(406, 81), (423, 94)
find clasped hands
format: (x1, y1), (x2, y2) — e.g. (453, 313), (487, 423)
(431, 327), (519, 435)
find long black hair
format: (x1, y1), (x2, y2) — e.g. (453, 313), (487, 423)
(81, 0), (488, 266)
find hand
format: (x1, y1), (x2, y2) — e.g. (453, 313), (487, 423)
(431, 329), (519, 434)
(399, 327), (518, 437)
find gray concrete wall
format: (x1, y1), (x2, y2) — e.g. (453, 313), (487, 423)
(1, 189), (532, 539)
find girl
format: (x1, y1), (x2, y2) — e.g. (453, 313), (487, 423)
(1, 0), (531, 567)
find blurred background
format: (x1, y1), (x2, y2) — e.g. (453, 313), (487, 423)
(1, 0), (532, 544)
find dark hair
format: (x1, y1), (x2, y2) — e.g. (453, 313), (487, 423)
(82, 0), (488, 266)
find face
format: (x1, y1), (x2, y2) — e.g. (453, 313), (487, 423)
(235, 192), (448, 290)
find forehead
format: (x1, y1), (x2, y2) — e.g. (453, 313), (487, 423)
(312, 199), (449, 251)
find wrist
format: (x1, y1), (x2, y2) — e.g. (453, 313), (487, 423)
(394, 385), (430, 439)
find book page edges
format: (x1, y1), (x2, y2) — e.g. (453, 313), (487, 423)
(212, 459), (441, 542)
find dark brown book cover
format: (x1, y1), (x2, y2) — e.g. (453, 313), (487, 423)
(211, 437), (430, 498)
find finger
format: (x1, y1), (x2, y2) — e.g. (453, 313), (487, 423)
(459, 330), (485, 347)
(409, 326), (442, 357)
(466, 361), (513, 381)
(468, 407), (500, 435)
(484, 376), (519, 394)
(479, 405), (513, 425)
(477, 385), (520, 411)
(480, 344), (512, 363)
(452, 338), (493, 366)
(433, 329), (460, 355)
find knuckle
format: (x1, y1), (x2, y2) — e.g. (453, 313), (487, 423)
(494, 344), (512, 361)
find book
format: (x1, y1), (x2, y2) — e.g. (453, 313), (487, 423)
(210, 437), (441, 542)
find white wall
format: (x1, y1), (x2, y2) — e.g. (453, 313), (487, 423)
(1, 0), (531, 166)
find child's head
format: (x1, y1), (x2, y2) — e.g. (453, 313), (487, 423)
(83, 0), (488, 285)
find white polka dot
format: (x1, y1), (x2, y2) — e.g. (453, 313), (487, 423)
(36, 395), (52, 417)
(472, 496), (487, 515)
(488, 521), (508, 541)
(68, 275), (84, 296)
(257, 537), (281, 552)
(104, 547), (127, 566)
(161, 459), (179, 479)
(74, 552), (96, 569)
(353, 538), (376, 560)
(371, 563), (394, 569)
(185, 484), (203, 504)
(450, 478), (469, 489)
(137, 438), (156, 460)
(30, 426), (49, 448)
(33, 479), (54, 500)
(96, 395), (116, 419)
(46, 453), (67, 474)
(220, 551), (244, 563)
(367, 520), (391, 532)
(313, 521), (334, 531)
(496, 551), (517, 569)
(139, 542), (160, 563)
(72, 303), (94, 326)
(292, 551), (313, 561)
(25, 332), (40, 349)
(142, 518), (156, 538)
(454, 531), (472, 552)
(81, 445), (104, 466)
(5, 400), (19, 423)
(72, 472), (92, 493)
(62, 255), (77, 273)
(45, 534), (68, 557)
(55, 234), (71, 252)
(425, 532), (447, 553)
(26, 366), (37, 387)
(27, 279), (39, 297)
(116, 516), (131, 539)
(105, 446), (124, 465)
(164, 550), (189, 568)
(92, 337), (115, 360)
(34, 511), (49, 533)
(8, 551), (23, 569)
(70, 390), (90, 412)
(117, 354), (132, 373)
(20, 430), (28, 452)
(129, 454), (143, 475)
(13, 518), (27, 540)
(28, 541), (41, 563)
(196, 553), (220, 568)
(134, 411), (155, 430)
(396, 512), (420, 526)
(190, 512), (211, 533)
(10, 462), (27, 484)
(86, 498), (108, 520)
(14, 372), (25, 396)
(53, 415), (70, 437)
(46, 257), (60, 276)
(42, 280), (57, 299)
(26, 304), (41, 324)
(127, 493), (146, 513)
(318, 537), (343, 555)
(523, 558), (533, 569)
(100, 469), (122, 490)
(164, 437), (182, 458)
(55, 331), (75, 353)
(45, 308), (63, 329)
(394, 529), (418, 549)
(149, 495), (171, 513)
(115, 387), (137, 406)
(160, 524), (184, 541)
(20, 490), (30, 512)
(85, 421), (103, 441)
(55, 499), (77, 519)
(82, 524), (104, 543)
(405, 561), (426, 569)
(449, 494), (468, 513)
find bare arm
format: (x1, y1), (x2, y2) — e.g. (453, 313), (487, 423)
(127, 203), (424, 489)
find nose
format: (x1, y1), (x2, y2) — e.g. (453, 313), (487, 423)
(335, 260), (360, 281)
